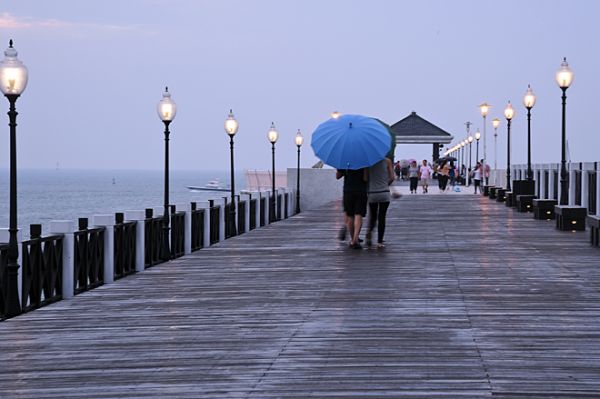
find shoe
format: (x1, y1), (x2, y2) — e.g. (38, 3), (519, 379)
(377, 243), (385, 249)
(338, 226), (347, 241)
(365, 232), (372, 247)
(351, 243), (363, 250)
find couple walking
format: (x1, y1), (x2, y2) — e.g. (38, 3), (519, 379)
(337, 157), (395, 249)
(408, 160), (433, 194)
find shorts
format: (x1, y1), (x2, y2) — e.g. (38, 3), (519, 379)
(343, 191), (367, 217)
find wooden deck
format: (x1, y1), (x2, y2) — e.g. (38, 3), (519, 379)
(1, 194), (600, 398)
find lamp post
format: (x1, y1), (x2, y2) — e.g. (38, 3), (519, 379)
(0, 39), (28, 317)
(468, 135), (473, 186)
(523, 85), (536, 181)
(157, 87), (176, 261)
(504, 102), (515, 191)
(475, 130), (481, 167)
(267, 122), (279, 221)
(479, 103), (490, 184)
(224, 109), (239, 236)
(556, 57), (574, 205)
(295, 130), (303, 213)
(461, 140), (466, 183)
(492, 118), (500, 185)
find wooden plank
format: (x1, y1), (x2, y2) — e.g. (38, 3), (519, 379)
(0, 194), (599, 397)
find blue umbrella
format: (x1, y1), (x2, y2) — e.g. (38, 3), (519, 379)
(311, 114), (392, 170)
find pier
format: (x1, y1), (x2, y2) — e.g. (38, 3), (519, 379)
(1, 192), (600, 397)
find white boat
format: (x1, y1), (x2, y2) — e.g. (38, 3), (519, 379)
(187, 179), (230, 192)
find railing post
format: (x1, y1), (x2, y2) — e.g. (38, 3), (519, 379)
(242, 193), (251, 233)
(0, 229), (22, 306)
(568, 164), (576, 206)
(251, 191), (260, 228)
(49, 220), (76, 299)
(217, 198), (225, 242)
(596, 163), (600, 216)
(582, 164), (590, 210)
(93, 215), (115, 284)
(125, 210), (145, 273)
(549, 165), (556, 200)
(179, 203), (192, 255)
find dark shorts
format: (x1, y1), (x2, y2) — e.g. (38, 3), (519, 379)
(343, 191), (368, 217)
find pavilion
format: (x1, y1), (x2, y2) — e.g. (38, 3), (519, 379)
(390, 111), (454, 161)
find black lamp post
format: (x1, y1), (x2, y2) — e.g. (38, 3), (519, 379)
(0, 40), (28, 317)
(267, 122), (279, 221)
(475, 130), (481, 167)
(504, 102), (515, 191)
(556, 58), (574, 205)
(294, 129), (303, 214)
(157, 87), (177, 261)
(523, 85), (537, 181)
(225, 110), (239, 236)
(492, 118), (500, 185)
(467, 135), (473, 186)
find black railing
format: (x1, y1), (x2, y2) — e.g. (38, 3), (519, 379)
(589, 170), (597, 215)
(170, 205), (185, 258)
(238, 200), (246, 234)
(544, 170), (549, 198)
(21, 224), (63, 313)
(575, 170), (582, 206)
(191, 203), (205, 251)
(224, 199), (234, 239)
(284, 193), (289, 218)
(74, 218), (104, 295)
(114, 213), (136, 280)
(249, 198), (257, 230)
(536, 171), (541, 198)
(0, 242), (8, 320)
(269, 195), (276, 224)
(259, 196), (266, 227)
(209, 200), (220, 245)
(144, 209), (164, 268)
(553, 170), (559, 200)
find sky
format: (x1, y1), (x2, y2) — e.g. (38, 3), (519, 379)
(0, 0), (598, 172)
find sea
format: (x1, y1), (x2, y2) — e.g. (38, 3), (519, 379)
(0, 169), (246, 239)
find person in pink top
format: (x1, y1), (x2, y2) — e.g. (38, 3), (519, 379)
(419, 159), (433, 194)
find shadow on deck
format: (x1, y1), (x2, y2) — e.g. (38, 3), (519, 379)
(1, 194), (599, 398)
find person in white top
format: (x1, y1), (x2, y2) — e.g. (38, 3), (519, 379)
(419, 159), (433, 194)
(472, 162), (482, 194)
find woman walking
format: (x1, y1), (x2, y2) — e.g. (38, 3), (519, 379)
(366, 157), (395, 249)
(408, 160), (419, 194)
(472, 161), (482, 194)
(437, 161), (450, 192)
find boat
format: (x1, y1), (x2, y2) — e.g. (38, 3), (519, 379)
(187, 179), (230, 192)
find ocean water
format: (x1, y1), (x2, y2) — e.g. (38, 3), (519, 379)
(0, 169), (246, 238)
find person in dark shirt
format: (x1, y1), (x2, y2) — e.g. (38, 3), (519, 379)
(336, 168), (368, 249)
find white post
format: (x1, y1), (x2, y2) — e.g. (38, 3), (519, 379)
(568, 165), (576, 206)
(179, 203), (192, 255)
(217, 198), (226, 242)
(582, 168), (589, 210)
(93, 215), (115, 285)
(124, 210), (145, 273)
(49, 220), (76, 299)
(241, 194), (251, 233)
(264, 190), (270, 225)
(549, 166), (555, 200)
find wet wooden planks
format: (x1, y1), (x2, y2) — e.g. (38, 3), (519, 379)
(0, 194), (599, 398)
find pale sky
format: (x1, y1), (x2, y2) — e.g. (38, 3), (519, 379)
(0, 0), (598, 172)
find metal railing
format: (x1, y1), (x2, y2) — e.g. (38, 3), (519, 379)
(238, 200), (246, 234)
(209, 200), (220, 245)
(575, 170), (582, 206)
(114, 213), (136, 280)
(284, 193), (289, 218)
(20, 224), (63, 313)
(190, 203), (205, 251)
(224, 199), (234, 239)
(144, 209), (164, 268)
(589, 171), (597, 215)
(259, 196), (266, 227)
(249, 198), (257, 230)
(277, 194), (283, 221)
(170, 205), (185, 258)
(74, 218), (104, 294)
(553, 170), (559, 200)
(0, 243), (8, 319)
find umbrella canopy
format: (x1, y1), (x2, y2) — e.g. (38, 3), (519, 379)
(311, 114), (392, 170)
(373, 118), (396, 162)
(437, 156), (457, 163)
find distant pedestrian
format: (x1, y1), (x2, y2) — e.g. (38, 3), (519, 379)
(394, 161), (401, 180)
(419, 159), (432, 193)
(366, 158), (395, 249)
(449, 161), (456, 187)
(481, 159), (491, 185)
(472, 162), (482, 194)
(437, 161), (450, 192)
(336, 168), (368, 249)
(408, 160), (419, 194)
